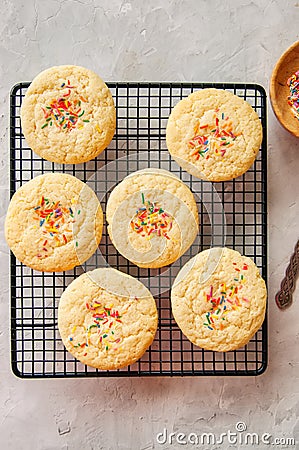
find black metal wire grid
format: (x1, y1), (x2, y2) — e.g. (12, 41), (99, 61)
(10, 82), (267, 378)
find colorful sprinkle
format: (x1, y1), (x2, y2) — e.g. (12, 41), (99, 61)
(287, 70), (299, 121)
(203, 262), (250, 331)
(33, 197), (76, 257)
(188, 110), (241, 160)
(40, 81), (88, 131)
(68, 301), (127, 353)
(131, 194), (173, 239)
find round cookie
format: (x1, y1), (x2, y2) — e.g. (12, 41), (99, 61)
(166, 88), (263, 181)
(171, 247), (267, 352)
(106, 168), (199, 269)
(21, 65), (116, 164)
(58, 268), (158, 370)
(5, 173), (103, 272)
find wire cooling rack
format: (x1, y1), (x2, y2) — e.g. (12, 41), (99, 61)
(10, 82), (267, 378)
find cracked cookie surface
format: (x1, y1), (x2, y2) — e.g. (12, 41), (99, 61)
(58, 267), (158, 370)
(171, 247), (267, 352)
(106, 168), (199, 268)
(5, 173), (103, 272)
(166, 88), (262, 181)
(21, 65), (116, 164)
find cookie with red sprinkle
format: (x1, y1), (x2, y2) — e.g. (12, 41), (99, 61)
(106, 168), (199, 268)
(21, 65), (116, 164)
(58, 268), (158, 370)
(171, 247), (267, 352)
(166, 88), (262, 181)
(5, 173), (103, 272)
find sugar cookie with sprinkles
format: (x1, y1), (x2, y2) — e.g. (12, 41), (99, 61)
(106, 168), (199, 268)
(58, 268), (158, 370)
(166, 88), (263, 181)
(21, 65), (116, 164)
(171, 247), (267, 352)
(5, 173), (103, 272)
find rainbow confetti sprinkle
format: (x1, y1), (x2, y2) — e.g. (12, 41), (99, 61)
(188, 110), (240, 160)
(69, 301), (124, 352)
(41, 79), (89, 131)
(287, 70), (299, 121)
(203, 262), (249, 331)
(33, 196), (76, 258)
(130, 193), (173, 240)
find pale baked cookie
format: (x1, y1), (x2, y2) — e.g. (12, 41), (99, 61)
(21, 65), (116, 164)
(171, 247), (267, 352)
(106, 168), (199, 268)
(58, 268), (158, 370)
(5, 173), (103, 272)
(166, 88), (263, 181)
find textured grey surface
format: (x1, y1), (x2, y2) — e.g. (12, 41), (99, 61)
(1, 0), (299, 449)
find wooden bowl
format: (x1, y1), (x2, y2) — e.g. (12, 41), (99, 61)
(270, 41), (299, 137)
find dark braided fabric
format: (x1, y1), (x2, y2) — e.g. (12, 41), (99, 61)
(276, 240), (299, 309)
